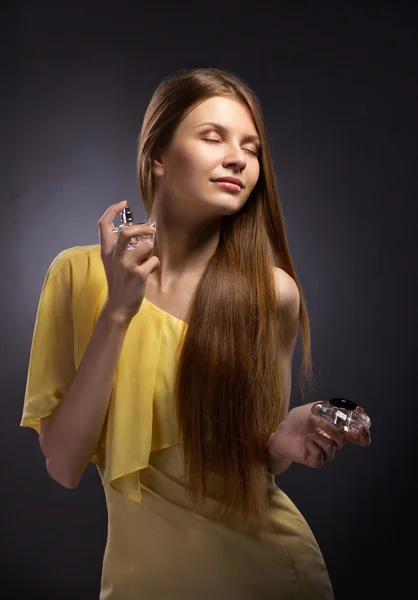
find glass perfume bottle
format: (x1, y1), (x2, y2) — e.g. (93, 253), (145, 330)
(311, 397), (371, 434)
(112, 206), (156, 252)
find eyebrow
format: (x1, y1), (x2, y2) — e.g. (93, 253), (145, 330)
(196, 121), (261, 145)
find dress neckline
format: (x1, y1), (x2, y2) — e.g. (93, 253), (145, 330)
(142, 296), (188, 325)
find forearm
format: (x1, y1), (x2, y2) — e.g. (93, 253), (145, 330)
(41, 303), (130, 488)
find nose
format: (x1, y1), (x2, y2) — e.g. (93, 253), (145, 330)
(222, 146), (247, 172)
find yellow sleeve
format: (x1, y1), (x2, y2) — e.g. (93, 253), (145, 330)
(20, 250), (76, 433)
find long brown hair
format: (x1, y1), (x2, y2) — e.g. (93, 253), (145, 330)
(137, 68), (314, 530)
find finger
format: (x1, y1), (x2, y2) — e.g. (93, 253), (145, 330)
(113, 224), (156, 261)
(310, 432), (337, 463)
(347, 426), (371, 447)
(128, 237), (156, 266)
(305, 439), (326, 468)
(310, 415), (346, 450)
(99, 201), (128, 257)
(134, 254), (160, 278)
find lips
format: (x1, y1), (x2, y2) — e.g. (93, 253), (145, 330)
(212, 177), (244, 189)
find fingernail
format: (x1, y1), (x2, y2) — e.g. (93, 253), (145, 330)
(311, 415), (321, 423)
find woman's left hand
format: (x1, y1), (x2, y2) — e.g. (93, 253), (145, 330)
(268, 402), (371, 469)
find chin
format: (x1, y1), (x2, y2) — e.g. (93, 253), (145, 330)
(203, 192), (246, 212)
(207, 201), (243, 218)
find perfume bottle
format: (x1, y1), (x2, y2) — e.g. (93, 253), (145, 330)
(112, 206), (157, 252)
(311, 398), (371, 433)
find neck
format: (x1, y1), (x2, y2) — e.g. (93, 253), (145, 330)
(147, 208), (222, 293)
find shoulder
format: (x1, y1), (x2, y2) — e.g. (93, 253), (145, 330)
(47, 244), (101, 279)
(41, 245), (105, 322)
(272, 267), (300, 319)
(272, 267), (300, 351)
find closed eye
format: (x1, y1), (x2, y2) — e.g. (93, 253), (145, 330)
(202, 138), (259, 157)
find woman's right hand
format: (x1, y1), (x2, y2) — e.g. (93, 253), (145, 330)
(98, 201), (160, 324)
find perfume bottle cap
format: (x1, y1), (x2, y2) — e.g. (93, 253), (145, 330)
(121, 206), (134, 224)
(329, 397), (357, 411)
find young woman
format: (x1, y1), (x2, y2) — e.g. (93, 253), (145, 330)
(21, 68), (370, 599)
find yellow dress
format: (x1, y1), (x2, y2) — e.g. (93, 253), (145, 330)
(21, 245), (334, 600)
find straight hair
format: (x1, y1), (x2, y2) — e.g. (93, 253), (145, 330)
(137, 68), (313, 530)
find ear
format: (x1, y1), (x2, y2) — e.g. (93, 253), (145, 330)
(151, 155), (165, 178)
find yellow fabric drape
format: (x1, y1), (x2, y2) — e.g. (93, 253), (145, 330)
(20, 245), (187, 503)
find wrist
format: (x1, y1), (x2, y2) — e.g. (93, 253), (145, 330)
(99, 302), (133, 330)
(266, 428), (292, 476)
(267, 424), (286, 461)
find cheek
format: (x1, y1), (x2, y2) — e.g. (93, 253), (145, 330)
(166, 144), (214, 198)
(169, 146), (204, 178)
(247, 162), (260, 193)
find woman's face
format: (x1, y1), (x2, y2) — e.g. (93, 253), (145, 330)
(152, 96), (261, 218)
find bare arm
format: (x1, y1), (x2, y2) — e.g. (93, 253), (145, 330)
(265, 268), (300, 477)
(40, 306), (129, 489)
(39, 202), (160, 489)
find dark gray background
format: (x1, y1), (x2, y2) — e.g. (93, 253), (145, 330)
(2, 1), (417, 598)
